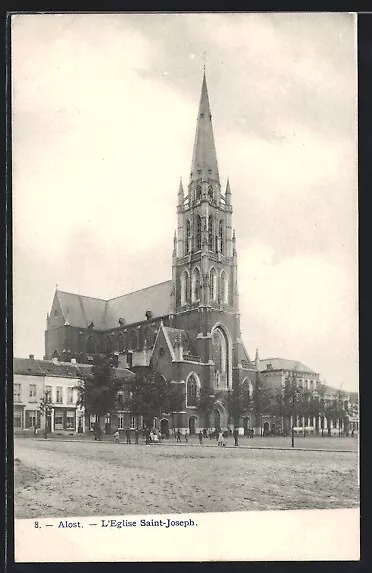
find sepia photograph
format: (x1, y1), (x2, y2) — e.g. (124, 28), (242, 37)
(11, 12), (359, 562)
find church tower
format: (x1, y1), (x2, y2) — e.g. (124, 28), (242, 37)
(172, 73), (244, 395)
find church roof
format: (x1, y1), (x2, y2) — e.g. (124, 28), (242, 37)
(13, 357), (134, 380)
(162, 326), (195, 355)
(54, 280), (173, 330)
(259, 358), (317, 374)
(190, 73), (220, 184)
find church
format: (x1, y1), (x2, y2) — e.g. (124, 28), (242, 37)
(44, 73), (263, 435)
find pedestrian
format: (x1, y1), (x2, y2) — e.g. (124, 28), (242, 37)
(135, 427), (139, 444)
(145, 428), (150, 445)
(233, 428), (239, 446)
(203, 428), (207, 438)
(114, 430), (120, 444)
(198, 431), (203, 444)
(184, 429), (188, 443)
(217, 430), (223, 446)
(125, 426), (131, 444)
(176, 429), (181, 443)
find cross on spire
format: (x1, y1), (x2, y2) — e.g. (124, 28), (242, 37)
(202, 50), (207, 72)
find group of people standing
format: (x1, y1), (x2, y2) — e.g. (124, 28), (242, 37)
(109, 425), (246, 447)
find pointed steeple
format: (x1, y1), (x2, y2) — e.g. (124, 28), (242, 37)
(190, 73), (220, 185)
(225, 178), (232, 205)
(178, 177), (184, 206)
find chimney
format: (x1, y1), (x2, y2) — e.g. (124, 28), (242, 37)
(29, 354), (35, 360)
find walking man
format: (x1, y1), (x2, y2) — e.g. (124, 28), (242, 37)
(184, 429), (188, 443)
(198, 431), (203, 444)
(176, 429), (181, 443)
(125, 426), (131, 444)
(135, 427), (139, 444)
(233, 428), (239, 446)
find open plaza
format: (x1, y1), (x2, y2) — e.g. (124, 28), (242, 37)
(14, 435), (359, 520)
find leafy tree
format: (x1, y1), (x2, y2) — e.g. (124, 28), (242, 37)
(282, 372), (307, 447)
(163, 379), (184, 435)
(226, 379), (253, 427)
(196, 385), (215, 429)
(39, 390), (54, 439)
(75, 356), (126, 429)
(253, 373), (275, 436)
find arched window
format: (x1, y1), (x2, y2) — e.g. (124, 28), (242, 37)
(143, 326), (151, 347)
(212, 327), (229, 389)
(128, 330), (137, 351)
(221, 271), (228, 305)
(186, 374), (199, 407)
(208, 215), (213, 251)
(219, 220), (224, 254)
(192, 267), (201, 302)
(86, 336), (95, 354)
(196, 185), (202, 201)
(185, 220), (191, 255)
(209, 268), (217, 301)
(104, 336), (112, 354)
(208, 185), (214, 200)
(181, 270), (190, 306)
(118, 334), (124, 353)
(196, 215), (202, 250)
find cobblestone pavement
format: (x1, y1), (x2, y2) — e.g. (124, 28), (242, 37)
(14, 438), (359, 519)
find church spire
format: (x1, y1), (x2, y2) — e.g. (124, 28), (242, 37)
(189, 73), (220, 185)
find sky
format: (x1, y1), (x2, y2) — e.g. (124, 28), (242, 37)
(12, 13), (358, 391)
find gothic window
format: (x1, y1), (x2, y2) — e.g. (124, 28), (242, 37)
(212, 327), (228, 389)
(86, 336), (95, 354)
(143, 326), (151, 347)
(219, 220), (224, 253)
(181, 270), (190, 306)
(185, 220), (191, 254)
(128, 330), (137, 351)
(221, 271), (228, 305)
(196, 215), (202, 250)
(196, 186), (202, 201)
(209, 268), (217, 301)
(104, 336), (112, 354)
(208, 185), (214, 200)
(186, 374), (199, 407)
(118, 334), (124, 353)
(208, 215), (213, 251)
(192, 267), (201, 302)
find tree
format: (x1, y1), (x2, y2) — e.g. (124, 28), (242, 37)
(39, 390), (54, 439)
(196, 386), (215, 430)
(163, 379), (184, 435)
(75, 356), (126, 429)
(253, 373), (275, 437)
(282, 372), (306, 447)
(226, 379), (253, 427)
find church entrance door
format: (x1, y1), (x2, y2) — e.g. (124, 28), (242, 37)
(214, 409), (221, 431)
(243, 416), (250, 436)
(188, 416), (197, 435)
(160, 418), (169, 437)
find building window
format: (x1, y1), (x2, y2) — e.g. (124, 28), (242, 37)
(117, 413), (124, 430)
(208, 215), (213, 251)
(45, 385), (52, 400)
(212, 327), (229, 389)
(196, 185), (202, 201)
(54, 413), (64, 430)
(186, 374), (199, 407)
(86, 336), (95, 354)
(219, 220), (224, 253)
(117, 392), (124, 406)
(14, 383), (21, 403)
(143, 327), (152, 347)
(208, 185), (214, 200)
(56, 386), (63, 404)
(130, 416), (136, 429)
(66, 411), (75, 430)
(180, 270), (190, 306)
(196, 215), (202, 250)
(220, 271), (228, 304)
(29, 384), (37, 402)
(209, 268), (217, 301)
(185, 220), (191, 255)
(118, 334), (125, 353)
(192, 267), (201, 302)
(67, 387), (74, 404)
(26, 410), (40, 428)
(128, 330), (137, 351)
(14, 410), (22, 428)
(104, 336), (112, 354)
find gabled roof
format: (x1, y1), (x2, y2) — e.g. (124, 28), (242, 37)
(163, 326), (195, 356)
(13, 357), (135, 381)
(259, 358), (317, 374)
(53, 280), (173, 331)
